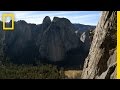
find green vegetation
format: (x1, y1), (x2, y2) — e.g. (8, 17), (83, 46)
(0, 64), (65, 79)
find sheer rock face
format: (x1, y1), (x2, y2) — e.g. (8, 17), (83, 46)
(37, 17), (82, 62)
(0, 16), (93, 65)
(5, 21), (32, 55)
(0, 21), (5, 64)
(3, 21), (38, 64)
(42, 16), (51, 30)
(81, 11), (117, 79)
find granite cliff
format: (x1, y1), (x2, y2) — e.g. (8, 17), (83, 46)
(0, 16), (94, 68)
(81, 11), (117, 79)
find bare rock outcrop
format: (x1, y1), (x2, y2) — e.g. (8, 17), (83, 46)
(38, 17), (83, 62)
(80, 31), (91, 54)
(81, 11), (117, 79)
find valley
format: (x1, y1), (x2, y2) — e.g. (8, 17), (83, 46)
(0, 11), (117, 79)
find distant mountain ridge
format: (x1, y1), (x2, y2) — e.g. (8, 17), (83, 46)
(73, 23), (96, 33)
(0, 16), (95, 68)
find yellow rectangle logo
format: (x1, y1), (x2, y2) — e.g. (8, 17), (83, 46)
(117, 11), (120, 79)
(2, 13), (14, 30)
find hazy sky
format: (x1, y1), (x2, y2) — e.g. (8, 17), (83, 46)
(0, 11), (101, 25)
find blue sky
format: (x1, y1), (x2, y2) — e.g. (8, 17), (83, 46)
(0, 11), (101, 25)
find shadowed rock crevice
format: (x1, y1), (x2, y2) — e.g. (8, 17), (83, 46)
(105, 63), (116, 79)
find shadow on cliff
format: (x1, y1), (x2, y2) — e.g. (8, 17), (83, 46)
(39, 47), (88, 70)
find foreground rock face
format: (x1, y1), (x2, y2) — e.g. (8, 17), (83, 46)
(81, 11), (117, 79)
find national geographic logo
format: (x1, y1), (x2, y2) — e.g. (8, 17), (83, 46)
(2, 13), (14, 30)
